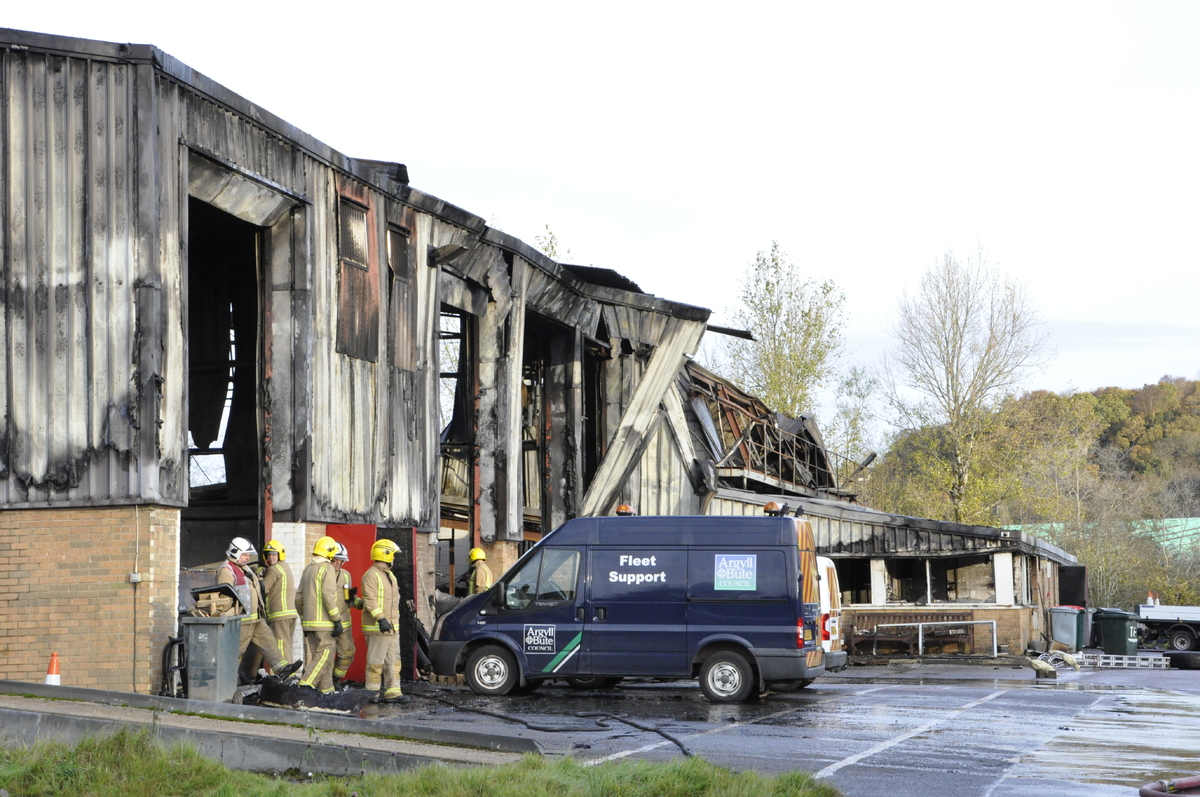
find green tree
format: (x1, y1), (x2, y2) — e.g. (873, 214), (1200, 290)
(884, 248), (1048, 523)
(823, 365), (882, 484)
(533, 224), (571, 261)
(719, 242), (845, 419)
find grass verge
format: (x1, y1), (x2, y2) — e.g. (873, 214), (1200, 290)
(0, 728), (841, 797)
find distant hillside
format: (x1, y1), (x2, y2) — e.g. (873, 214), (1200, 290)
(1077, 376), (1200, 480)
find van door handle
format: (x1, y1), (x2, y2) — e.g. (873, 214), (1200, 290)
(576, 607), (586, 621)
(595, 608), (606, 621)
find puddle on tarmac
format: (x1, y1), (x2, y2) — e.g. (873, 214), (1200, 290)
(1003, 690), (1200, 788)
(821, 675), (1136, 691)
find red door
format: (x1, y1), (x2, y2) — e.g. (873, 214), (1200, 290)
(326, 524), (377, 683)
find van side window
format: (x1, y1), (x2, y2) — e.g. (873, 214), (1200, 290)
(503, 549), (580, 610)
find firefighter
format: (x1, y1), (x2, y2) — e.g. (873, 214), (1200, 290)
(217, 538), (301, 682)
(361, 538), (409, 704)
(331, 543), (362, 686)
(467, 547), (493, 595)
(294, 536), (344, 694)
(259, 539), (299, 667)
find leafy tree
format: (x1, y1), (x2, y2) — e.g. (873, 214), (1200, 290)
(823, 365), (882, 483)
(719, 242), (845, 419)
(533, 224), (571, 261)
(884, 248), (1048, 523)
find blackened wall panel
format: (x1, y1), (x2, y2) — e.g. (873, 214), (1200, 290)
(1, 50), (147, 505)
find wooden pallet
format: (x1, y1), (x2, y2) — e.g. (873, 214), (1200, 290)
(1078, 653), (1171, 669)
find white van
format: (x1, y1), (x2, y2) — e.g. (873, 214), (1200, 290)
(817, 556), (848, 670)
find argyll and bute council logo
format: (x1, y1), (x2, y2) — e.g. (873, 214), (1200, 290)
(524, 624), (556, 653)
(714, 554), (757, 590)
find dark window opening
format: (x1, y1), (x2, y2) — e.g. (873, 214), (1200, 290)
(339, 198), (369, 269)
(521, 355), (544, 532)
(439, 307), (474, 527)
(335, 195), (379, 361)
(886, 559), (921, 603)
(582, 342), (607, 491)
(837, 559), (872, 605)
(930, 555), (996, 603)
(387, 226), (415, 371)
(387, 227), (410, 280)
(183, 197), (263, 566)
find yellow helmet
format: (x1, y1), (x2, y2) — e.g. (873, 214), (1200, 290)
(371, 539), (400, 564)
(263, 539), (286, 561)
(313, 536), (340, 560)
(468, 547), (486, 562)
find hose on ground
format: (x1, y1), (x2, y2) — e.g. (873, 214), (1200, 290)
(415, 693), (695, 758)
(1139, 775), (1200, 796)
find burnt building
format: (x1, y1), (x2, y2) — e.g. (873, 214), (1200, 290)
(0, 28), (1074, 691)
(0, 28), (713, 690)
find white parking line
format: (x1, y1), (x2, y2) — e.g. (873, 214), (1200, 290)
(815, 689), (1008, 779)
(583, 685), (892, 766)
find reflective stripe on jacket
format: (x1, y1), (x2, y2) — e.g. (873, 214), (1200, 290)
(336, 568), (362, 615)
(361, 561), (399, 635)
(296, 557), (342, 630)
(262, 561), (298, 621)
(468, 561), (493, 595)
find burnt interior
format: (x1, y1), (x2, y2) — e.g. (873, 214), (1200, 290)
(182, 197), (262, 566)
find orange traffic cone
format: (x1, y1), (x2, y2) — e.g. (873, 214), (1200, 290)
(45, 652), (61, 685)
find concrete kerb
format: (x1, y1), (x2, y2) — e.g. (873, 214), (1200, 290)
(845, 654), (1027, 668)
(0, 680), (541, 755)
(0, 704), (442, 777)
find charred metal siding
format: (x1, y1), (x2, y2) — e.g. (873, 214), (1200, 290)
(1, 29), (713, 533)
(0, 47), (164, 505)
(706, 490), (1076, 566)
(808, 514), (1003, 557)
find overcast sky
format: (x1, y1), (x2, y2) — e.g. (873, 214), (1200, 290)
(8, 2), (1199, 407)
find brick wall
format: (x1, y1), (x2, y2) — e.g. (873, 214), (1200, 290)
(479, 540), (522, 580)
(971, 607), (1035, 655)
(843, 605), (1037, 656)
(0, 506), (179, 693)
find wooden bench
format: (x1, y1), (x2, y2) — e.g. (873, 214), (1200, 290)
(848, 611), (974, 656)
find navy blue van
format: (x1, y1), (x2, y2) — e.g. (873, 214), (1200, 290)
(429, 515), (826, 703)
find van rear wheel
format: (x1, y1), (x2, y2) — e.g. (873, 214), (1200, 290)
(466, 646), (518, 696)
(770, 679), (813, 692)
(700, 651), (754, 703)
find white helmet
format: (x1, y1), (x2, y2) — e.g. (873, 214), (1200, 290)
(226, 537), (257, 561)
(333, 543), (349, 563)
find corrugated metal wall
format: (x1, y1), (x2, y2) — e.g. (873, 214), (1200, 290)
(1, 34), (706, 532)
(1, 49), (149, 504)
(637, 421), (701, 515)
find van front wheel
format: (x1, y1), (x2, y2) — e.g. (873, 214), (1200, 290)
(466, 646), (518, 696)
(699, 651), (754, 703)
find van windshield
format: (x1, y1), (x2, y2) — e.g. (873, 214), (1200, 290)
(503, 549), (580, 610)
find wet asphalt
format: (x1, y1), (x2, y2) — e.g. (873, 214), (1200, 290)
(366, 661), (1200, 797)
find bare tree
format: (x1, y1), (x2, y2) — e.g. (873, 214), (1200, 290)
(886, 248), (1048, 523)
(720, 242), (845, 419)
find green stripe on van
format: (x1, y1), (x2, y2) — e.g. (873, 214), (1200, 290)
(542, 631), (583, 673)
